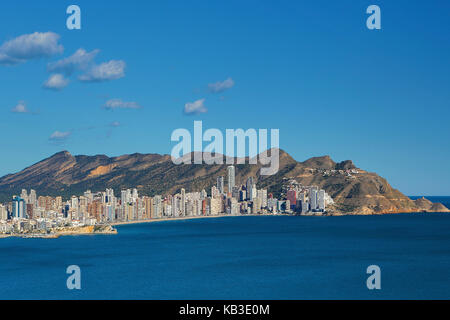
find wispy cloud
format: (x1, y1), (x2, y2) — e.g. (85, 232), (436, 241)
(103, 99), (142, 110)
(184, 98), (207, 115)
(11, 101), (30, 113)
(208, 77), (234, 93)
(0, 32), (63, 65)
(47, 48), (99, 75)
(79, 60), (126, 82)
(49, 131), (71, 141)
(43, 73), (69, 90)
(106, 121), (121, 138)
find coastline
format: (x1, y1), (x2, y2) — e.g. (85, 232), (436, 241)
(0, 225), (117, 239)
(3, 211), (449, 239)
(110, 213), (276, 227)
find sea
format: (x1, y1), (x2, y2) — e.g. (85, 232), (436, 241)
(0, 196), (449, 300)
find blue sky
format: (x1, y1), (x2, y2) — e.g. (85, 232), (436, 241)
(0, 0), (449, 195)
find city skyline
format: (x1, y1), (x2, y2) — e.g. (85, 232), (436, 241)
(1, 0), (449, 197)
(1, 1), (450, 303)
(0, 164), (332, 235)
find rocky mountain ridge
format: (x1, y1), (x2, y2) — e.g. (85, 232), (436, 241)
(0, 149), (448, 215)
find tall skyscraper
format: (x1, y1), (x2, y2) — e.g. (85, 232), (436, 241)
(286, 190), (297, 210)
(227, 166), (235, 192)
(217, 176), (224, 194)
(153, 195), (162, 218)
(0, 204), (8, 221)
(257, 189), (268, 208)
(318, 189), (326, 211)
(132, 188), (139, 202)
(12, 196), (26, 219)
(20, 189), (28, 203)
(181, 188), (186, 216)
(297, 192), (307, 213)
(246, 177), (254, 200)
(239, 190), (246, 202)
(261, 189), (267, 208)
(310, 189), (318, 211)
(84, 190), (93, 203)
(121, 189), (132, 208)
(106, 188), (115, 203)
(211, 186), (219, 198)
(29, 189), (37, 206)
(71, 196), (78, 210)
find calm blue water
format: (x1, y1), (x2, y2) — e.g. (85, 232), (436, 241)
(1, 199), (450, 300)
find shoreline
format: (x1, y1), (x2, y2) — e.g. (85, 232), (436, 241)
(0, 225), (117, 239)
(110, 213), (277, 227)
(2, 211), (449, 238)
(110, 210), (450, 227)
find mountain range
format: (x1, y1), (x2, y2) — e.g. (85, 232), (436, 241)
(0, 149), (448, 215)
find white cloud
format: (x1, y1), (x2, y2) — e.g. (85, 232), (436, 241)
(103, 99), (142, 110)
(79, 60), (126, 82)
(49, 131), (71, 141)
(208, 77), (235, 93)
(0, 32), (63, 65)
(110, 121), (121, 127)
(184, 98), (207, 115)
(47, 48), (99, 75)
(43, 73), (69, 90)
(11, 101), (30, 113)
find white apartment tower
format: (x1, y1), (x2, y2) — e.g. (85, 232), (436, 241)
(227, 166), (235, 193)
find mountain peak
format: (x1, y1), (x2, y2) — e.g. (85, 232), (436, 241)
(301, 155), (336, 169)
(336, 160), (356, 170)
(52, 150), (72, 157)
(0, 150), (448, 215)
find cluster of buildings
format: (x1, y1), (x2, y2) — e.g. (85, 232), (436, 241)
(320, 168), (360, 178)
(0, 166), (333, 234)
(283, 178), (334, 214)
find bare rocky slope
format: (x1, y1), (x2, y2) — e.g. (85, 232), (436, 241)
(0, 149), (448, 215)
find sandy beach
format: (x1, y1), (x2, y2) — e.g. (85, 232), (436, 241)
(110, 213), (276, 227)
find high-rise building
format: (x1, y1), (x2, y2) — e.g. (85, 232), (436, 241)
(227, 165), (235, 192)
(285, 200), (290, 212)
(232, 186), (240, 200)
(132, 188), (139, 202)
(253, 197), (261, 213)
(257, 189), (268, 208)
(20, 189), (28, 203)
(211, 185), (220, 198)
(251, 184), (257, 200)
(286, 190), (297, 210)
(246, 177), (253, 200)
(210, 197), (221, 215)
(239, 190), (246, 202)
(153, 195), (162, 218)
(84, 190), (93, 203)
(12, 196), (26, 219)
(0, 204), (8, 221)
(246, 177), (257, 201)
(217, 176), (224, 194)
(144, 196), (154, 219)
(71, 196), (78, 210)
(261, 189), (267, 208)
(106, 188), (115, 203)
(29, 189), (37, 206)
(310, 189), (318, 211)
(268, 197), (277, 212)
(301, 200), (309, 213)
(318, 189), (326, 211)
(181, 188), (186, 216)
